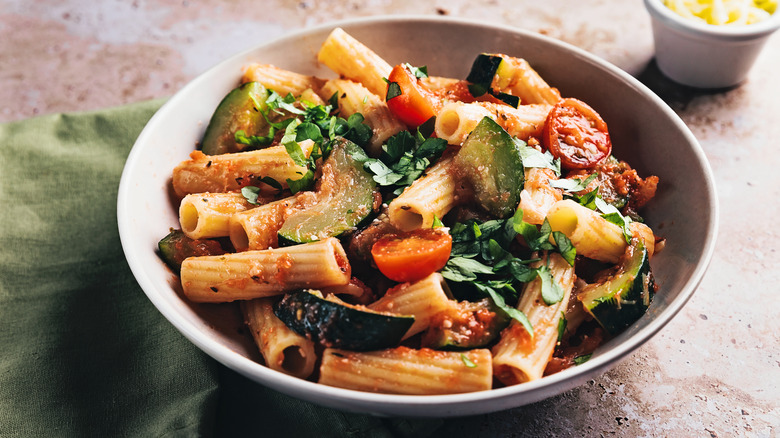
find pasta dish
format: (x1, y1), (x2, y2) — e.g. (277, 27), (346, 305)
(158, 28), (661, 395)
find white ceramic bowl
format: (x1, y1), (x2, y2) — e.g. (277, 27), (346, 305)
(644, 0), (780, 88)
(117, 16), (718, 417)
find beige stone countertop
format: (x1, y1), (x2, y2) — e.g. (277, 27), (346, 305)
(3, 1), (778, 436)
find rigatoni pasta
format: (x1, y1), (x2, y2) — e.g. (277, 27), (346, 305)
(158, 28), (662, 396)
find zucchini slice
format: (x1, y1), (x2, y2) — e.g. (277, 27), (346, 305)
(157, 229), (225, 274)
(453, 116), (525, 218)
(201, 81), (270, 155)
(578, 238), (655, 335)
(277, 138), (377, 244)
(421, 298), (510, 350)
(274, 290), (414, 351)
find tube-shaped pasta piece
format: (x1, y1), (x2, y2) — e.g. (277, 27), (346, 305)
(491, 55), (561, 105)
(387, 155), (458, 231)
(320, 78), (405, 157)
(172, 140), (314, 198)
(179, 192), (253, 239)
(229, 194), (304, 251)
(319, 347), (492, 394)
(492, 252), (575, 385)
(317, 28), (392, 98)
(518, 167), (562, 225)
(241, 298), (317, 379)
(545, 199), (628, 264)
(435, 101), (551, 146)
(546, 200), (656, 263)
(180, 237), (351, 303)
(420, 75), (460, 91)
(241, 63), (326, 97)
(368, 273), (452, 340)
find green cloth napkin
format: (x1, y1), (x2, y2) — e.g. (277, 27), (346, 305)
(0, 100), (484, 437)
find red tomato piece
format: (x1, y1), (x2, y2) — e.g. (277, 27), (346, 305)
(371, 228), (452, 283)
(385, 64), (440, 128)
(543, 98), (612, 170)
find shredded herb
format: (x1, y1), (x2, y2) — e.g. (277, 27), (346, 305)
(573, 353), (592, 365)
(440, 207), (575, 337)
(241, 186), (261, 205)
(460, 353), (477, 368)
(557, 311), (567, 344)
(362, 129), (447, 196)
(386, 82), (402, 100)
(405, 63), (429, 79)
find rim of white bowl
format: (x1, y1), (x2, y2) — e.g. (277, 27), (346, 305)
(118, 14), (719, 416)
(644, 0), (780, 41)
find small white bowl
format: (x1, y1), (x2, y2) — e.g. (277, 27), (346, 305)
(644, 0), (780, 88)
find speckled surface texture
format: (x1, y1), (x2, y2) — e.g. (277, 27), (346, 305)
(3, 1), (778, 436)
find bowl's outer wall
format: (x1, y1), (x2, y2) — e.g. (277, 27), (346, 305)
(118, 17), (717, 417)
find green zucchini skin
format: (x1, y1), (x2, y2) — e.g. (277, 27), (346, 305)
(421, 298), (510, 350)
(274, 290), (414, 351)
(579, 238), (655, 335)
(277, 139), (378, 245)
(157, 229), (225, 274)
(200, 81), (270, 155)
(453, 117), (525, 218)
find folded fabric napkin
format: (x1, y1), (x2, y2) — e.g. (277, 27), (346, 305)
(0, 100), (485, 437)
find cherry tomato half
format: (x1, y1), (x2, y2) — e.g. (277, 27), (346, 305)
(371, 228), (452, 283)
(543, 98), (612, 170)
(385, 64), (440, 128)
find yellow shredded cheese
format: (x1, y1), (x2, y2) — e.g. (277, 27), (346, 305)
(663, 0), (777, 25)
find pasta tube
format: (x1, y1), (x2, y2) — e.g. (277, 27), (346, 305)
(180, 237), (351, 303)
(387, 155), (458, 231)
(545, 199), (628, 264)
(435, 101), (551, 145)
(317, 28), (392, 98)
(172, 140), (314, 198)
(228, 194), (305, 251)
(491, 55), (561, 105)
(242, 298), (317, 379)
(319, 347), (492, 394)
(492, 253), (575, 385)
(241, 63), (326, 97)
(179, 192), (253, 239)
(518, 167), (562, 225)
(368, 273), (453, 340)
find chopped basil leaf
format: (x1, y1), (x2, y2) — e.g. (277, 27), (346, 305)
(386, 82), (402, 100)
(287, 168), (315, 194)
(235, 129), (275, 148)
(596, 197), (632, 244)
(405, 63), (428, 79)
(573, 353), (592, 365)
(241, 186), (261, 205)
(557, 311), (567, 344)
(552, 231), (576, 266)
(549, 173), (598, 192)
(328, 91), (339, 108)
(259, 176), (283, 191)
(538, 264), (564, 305)
(363, 130), (446, 192)
(460, 353), (477, 368)
(432, 215), (444, 228)
(477, 283), (533, 337)
(266, 91), (305, 115)
(514, 139), (561, 174)
(283, 135), (308, 167)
